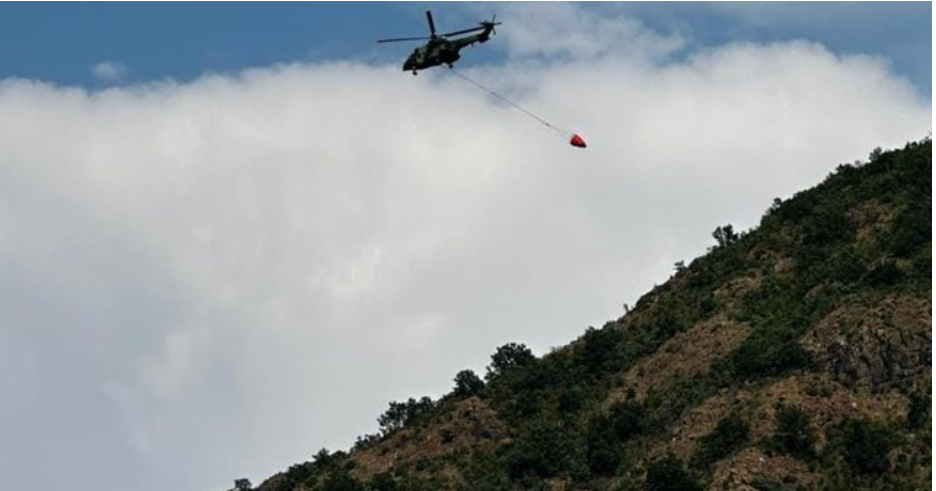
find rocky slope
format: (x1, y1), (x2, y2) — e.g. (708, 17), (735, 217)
(251, 139), (931, 491)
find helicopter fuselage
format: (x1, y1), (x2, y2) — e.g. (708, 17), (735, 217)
(403, 30), (492, 73)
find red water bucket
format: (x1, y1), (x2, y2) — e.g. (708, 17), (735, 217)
(570, 134), (587, 148)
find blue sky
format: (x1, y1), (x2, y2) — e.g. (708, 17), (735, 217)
(0, 2), (930, 96)
(0, 4), (930, 491)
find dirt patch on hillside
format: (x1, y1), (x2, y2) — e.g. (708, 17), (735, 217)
(714, 272), (763, 312)
(611, 316), (750, 402)
(708, 447), (819, 490)
(748, 374), (908, 447)
(657, 374), (908, 463)
(351, 397), (507, 481)
(654, 388), (752, 461)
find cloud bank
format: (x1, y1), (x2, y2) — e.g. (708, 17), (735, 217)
(0, 8), (929, 491)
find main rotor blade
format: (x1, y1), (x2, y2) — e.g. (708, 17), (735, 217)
(441, 26), (486, 37)
(426, 10), (436, 37)
(377, 36), (430, 43)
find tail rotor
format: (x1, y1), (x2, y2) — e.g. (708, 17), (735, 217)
(481, 14), (501, 35)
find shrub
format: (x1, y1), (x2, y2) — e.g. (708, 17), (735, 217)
(770, 405), (816, 461)
(694, 413), (749, 466)
(826, 418), (895, 475)
(609, 399), (645, 441)
(863, 259), (904, 287)
(318, 468), (364, 491)
(503, 415), (583, 480)
(367, 472), (398, 491)
(585, 413), (620, 476)
(906, 391), (929, 431)
(457, 453), (511, 491)
(644, 454), (701, 491)
(890, 202), (930, 256)
(720, 328), (811, 381)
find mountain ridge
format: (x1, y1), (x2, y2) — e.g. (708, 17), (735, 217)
(247, 138), (931, 491)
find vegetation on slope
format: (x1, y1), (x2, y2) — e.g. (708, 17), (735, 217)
(245, 139), (931, 491)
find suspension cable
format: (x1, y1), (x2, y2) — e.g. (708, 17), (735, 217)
(448, 68), (573, 138)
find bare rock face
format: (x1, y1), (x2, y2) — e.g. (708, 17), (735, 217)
(805, 295), (931, 390)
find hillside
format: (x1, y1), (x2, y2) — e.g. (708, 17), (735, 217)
(249, 139), (931, 491)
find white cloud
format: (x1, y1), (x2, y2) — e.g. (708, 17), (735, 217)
(0, 11), (929, 491)
(90, 61), (128, 82)
(494, 2), (686, 61)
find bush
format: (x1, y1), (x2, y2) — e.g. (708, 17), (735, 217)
(694, 413), (749, 466)
(826, 418), (895, 475)
(719, 325), (811, 381)
(609, 399), (645, 441)
(906, 391), (930, 430)
(318, 468), (364, 491)
(457, 453), (511, 491)
(890, 202), (930, 256)
(504, 415), (583, 480)
(770, 405), (816, 461)
(644, 454), (701, 491)
(585, 413), (620, 476)
(863, 259), (904, 287)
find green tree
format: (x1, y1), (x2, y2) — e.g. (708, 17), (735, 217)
(712, 224), (739, 248)
(452, 369), (485, 398)
(485, 343), (535, 381)
(313, 448), (338, 467)
(378, 397), (434, 434)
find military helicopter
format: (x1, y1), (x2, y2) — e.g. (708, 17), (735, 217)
(378, 11), (501, 74)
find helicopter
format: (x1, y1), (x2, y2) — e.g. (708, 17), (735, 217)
(378, 11), (501, 74)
